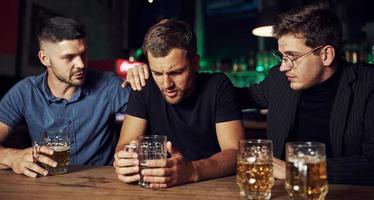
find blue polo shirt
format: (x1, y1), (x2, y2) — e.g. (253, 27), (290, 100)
(0, 69), (130, 165)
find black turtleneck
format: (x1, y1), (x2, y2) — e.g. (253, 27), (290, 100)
(289, 68), (342, 157)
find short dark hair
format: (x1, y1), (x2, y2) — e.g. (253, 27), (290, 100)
(272, 3), (342, 52)
(142, 18), (197, 59)
(38, 16), (85, 45)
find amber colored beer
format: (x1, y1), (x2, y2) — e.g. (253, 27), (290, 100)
(39, 145), (70, 175)
(285, 159), (328, 200)
(236, 160), (274, 199)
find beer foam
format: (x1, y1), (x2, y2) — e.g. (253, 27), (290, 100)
(50, 146), (70, 152)
(288, 155), (325, 164)
(245, 156), (256, 164)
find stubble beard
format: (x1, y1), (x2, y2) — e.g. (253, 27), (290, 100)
(162, 89), (183, 104)
(52, 68), (85, 87)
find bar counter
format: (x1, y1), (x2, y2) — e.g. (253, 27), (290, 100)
(0, 166), (373, 200)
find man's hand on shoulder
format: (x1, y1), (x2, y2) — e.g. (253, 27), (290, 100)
(122, 63), (150, 91)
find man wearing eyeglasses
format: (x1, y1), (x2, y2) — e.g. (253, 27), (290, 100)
(124, 4), (374, 185)
(236, 3), (374, 185)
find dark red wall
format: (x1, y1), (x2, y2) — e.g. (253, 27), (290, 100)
(0, 0), (19, 55)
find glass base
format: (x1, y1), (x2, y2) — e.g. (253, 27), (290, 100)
(287, 194), (326, 200)
(240, 190), (271, 200)
(139, 180), (151, 188)
(48, 166), (68, 175)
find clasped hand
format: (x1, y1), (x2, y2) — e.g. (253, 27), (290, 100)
(114, 141), (197, 188)
(8, 146), (57, 177)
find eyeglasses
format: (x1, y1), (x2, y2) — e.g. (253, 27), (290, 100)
(273, 46), (323, 68)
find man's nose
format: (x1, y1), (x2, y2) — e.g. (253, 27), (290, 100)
(74, 56), (86, 69)
(279, 62), (291, 72)
(163, 75), (173, 88)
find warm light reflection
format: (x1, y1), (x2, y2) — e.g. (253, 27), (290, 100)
(115, 59), (144, 78)
(252, 25), (273, 37)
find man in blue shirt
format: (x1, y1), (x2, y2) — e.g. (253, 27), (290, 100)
(0, 17), (130, 177)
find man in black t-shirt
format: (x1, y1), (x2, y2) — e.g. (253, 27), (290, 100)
(113, 19), (245, 188)
(123, 4), (374, 185)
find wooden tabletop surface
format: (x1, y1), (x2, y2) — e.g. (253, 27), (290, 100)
(0, 165), (373, 200)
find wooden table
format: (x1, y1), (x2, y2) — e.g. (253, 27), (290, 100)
(0, 166), (373, 200)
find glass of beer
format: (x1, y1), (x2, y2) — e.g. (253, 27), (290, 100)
(285, 142), (328, 200)
(237, 139), (274, 200)
(127, 135), (167, 188)
(43, 130), (71, 175)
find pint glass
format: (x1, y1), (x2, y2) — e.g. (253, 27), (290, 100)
(285, 142), (328, 200)
(43, 130), (70, 175)
(237, 139), (274, 200)
(134, 135), (167, 188)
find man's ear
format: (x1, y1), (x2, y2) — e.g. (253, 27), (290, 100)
(321, 45), (335, 67)
(38, 50), (50, 67)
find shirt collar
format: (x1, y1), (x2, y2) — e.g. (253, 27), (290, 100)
(41, 71), (89, 104)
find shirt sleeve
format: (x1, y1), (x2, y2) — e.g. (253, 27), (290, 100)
(124, 85), (148, 119)
(0, 81), (26, 128)
(215, 74), (243, 123)
(235, 66), (284, 110)
(326, 88), (374, 185)
(108, 75), (131, 114)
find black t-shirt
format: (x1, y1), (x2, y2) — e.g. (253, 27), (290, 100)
(126, 72), (242, 161)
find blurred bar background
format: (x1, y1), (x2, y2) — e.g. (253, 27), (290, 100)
(1, 0), (373, 142)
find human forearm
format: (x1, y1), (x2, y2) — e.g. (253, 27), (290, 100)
(115, 139), (138, 153)
(234, 87), (256, 109)
(138, 145), (238, 188)
(115, 143), (126, 153)
(327, 156), (374, 185)
(0, 146), (19, 169)
(0, 122), (15, 169)
(189, 120), (244, 182)
(234, 83), (269, 110)
(116, 115), (147, 152)
(191, 148), (238, 182)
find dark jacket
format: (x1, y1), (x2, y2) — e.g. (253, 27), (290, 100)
(236, 61), (374, 185)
